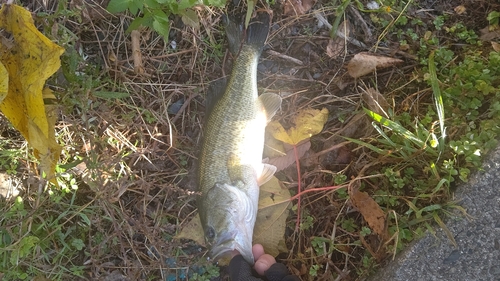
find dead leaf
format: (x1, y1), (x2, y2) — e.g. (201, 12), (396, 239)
(268, 108), (329, 145)
(175, 213), (206, 246)
(492, 41), (500, 52)
(266, 140), (311, 172)
(0, 4), (64, 185)
(181, 9), (200, 29)
(326, 20), (350, 59)
(479, 25), (500, 41)
(283, 0), (316, 16)
(348, 180), (388, 241)
(253, 176), (291, 256)
(454, 5), (466, 15)
(347, 52), (403, 78)
(361, 87), (390, 117)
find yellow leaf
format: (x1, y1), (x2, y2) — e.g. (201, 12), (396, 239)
(253, 176), (291, 256)
(268, 108), (329, 145)
(175, 213), (206, 246)
(0, 4), (64, 185)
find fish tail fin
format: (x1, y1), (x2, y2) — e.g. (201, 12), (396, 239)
(225, 12), (270, 55)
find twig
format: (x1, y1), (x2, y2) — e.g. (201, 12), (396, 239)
(348, 4), (373, 42)
(267, 50), (304, 66)
(131, 30), (144, 74)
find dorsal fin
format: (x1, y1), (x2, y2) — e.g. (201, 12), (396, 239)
(259, 93), (282, 121)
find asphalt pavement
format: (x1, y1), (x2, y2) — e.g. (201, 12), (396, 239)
(370, 145), (500, 281)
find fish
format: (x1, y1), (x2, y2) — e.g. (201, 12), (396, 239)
(197, 12), (282, 265)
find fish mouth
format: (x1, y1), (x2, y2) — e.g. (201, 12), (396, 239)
(210, 230), (254, 264)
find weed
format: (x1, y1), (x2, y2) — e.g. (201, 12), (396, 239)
(309, 264), (322, 276)
(106, 0), (226, 41)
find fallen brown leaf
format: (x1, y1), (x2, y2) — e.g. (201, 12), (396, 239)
(349, 180), (388, 241)
(283, 0), (316, 16)
(492, 41), (500, 52)
(347, 52), (403, 78)
(479, 25), (500, 41)
(326, 20), (350, 59)
(361, 87), (390, 117)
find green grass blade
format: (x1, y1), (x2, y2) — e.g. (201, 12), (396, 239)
(344, 137), (389, 155)
(428, 51), (446, 152)
(433, 212), (457, 247)
(370, 123), (411, 159)
(364, 108), (425, 148)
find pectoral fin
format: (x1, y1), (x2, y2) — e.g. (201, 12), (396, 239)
(259, 93), (282, 121)
(257, 163), (277, 186)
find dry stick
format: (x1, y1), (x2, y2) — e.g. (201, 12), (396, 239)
(267, 50), (304, 66)
(131, 30), (144, 74)
(348, 5), (372, 42)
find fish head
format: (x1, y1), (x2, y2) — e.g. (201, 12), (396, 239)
(199, 181), (258, 264)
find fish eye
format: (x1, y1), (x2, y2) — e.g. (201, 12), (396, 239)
(205, 226), (215, 241)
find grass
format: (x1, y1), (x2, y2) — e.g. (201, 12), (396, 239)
(1, 0), (500, 280)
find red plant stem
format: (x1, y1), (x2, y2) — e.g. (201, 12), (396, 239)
(294, 144), (301, 231)
(289, 185), (345, 201)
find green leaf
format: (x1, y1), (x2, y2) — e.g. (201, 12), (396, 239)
(79, 213), (91, 226)
(10, 236), (39, 265)
(71, 238), (85, 250)
(178, 0), (198, 11)
(127, 16), (148, 33)
(151, 8), (169, 21)
(153, 18), (171, 41)
(93, 91), (130, 99)
(204, 0), (226, 7)
(144, 0), (162, 8)
(245, 0), (256, 28)
(107, 0), (131, 13)
(128, 0), (144, 15)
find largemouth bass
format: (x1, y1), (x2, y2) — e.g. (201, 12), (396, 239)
(197, 13), (281, 264)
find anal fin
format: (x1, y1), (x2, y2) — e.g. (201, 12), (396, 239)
(257, 163), (277, 186)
